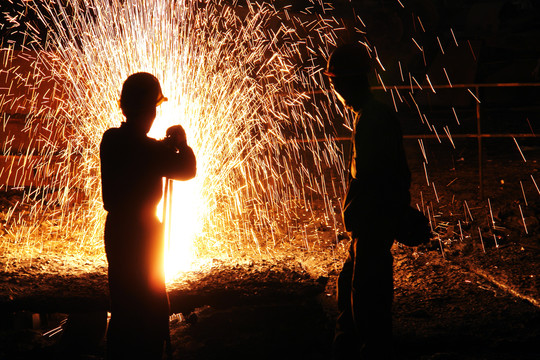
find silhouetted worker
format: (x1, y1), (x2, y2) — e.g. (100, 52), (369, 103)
(325, 44), (411, 359)
(100, 72), (196, 359)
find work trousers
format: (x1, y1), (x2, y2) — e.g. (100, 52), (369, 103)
(104, 213), (170, 360)
(334, 227), (394, 360)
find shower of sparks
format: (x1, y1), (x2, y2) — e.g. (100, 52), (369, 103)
(443, 125), (455, 149)
(432, 182), (439, 203)
(520, 181), (528, 206)
(478, 227), (486, 253)
(432, 125), (441, 143)
(458, 220), (464, 241)
(532, 175), (540, 195)
(418, 138), (428, 163)
(487, 198), (495, 227)
(437, 234), (445, 259)
(0, 0), (347, 278)
(437, 36), (444, 55)
(443, 68), (452, 87)
(452, 107), (460, 125)
(464, 200), (474, 222)
(518, 204), (528, 234)
(467, 88), (481, 103)
(513, 137), (527, 162)
(450, 28), (458, 47)
(423, 161), (430, 186)
(425, 74), (436, 93)
(1, 0), (537, 275)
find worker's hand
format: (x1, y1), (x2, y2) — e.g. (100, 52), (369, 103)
(164, 125), (187, 150)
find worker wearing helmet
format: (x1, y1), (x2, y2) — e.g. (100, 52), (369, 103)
(326, 44), (411, 359)
(100, 72), (196, 359)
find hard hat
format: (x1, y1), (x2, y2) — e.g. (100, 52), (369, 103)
(120, 72), (168, 114)
(324, 43), (372, 78)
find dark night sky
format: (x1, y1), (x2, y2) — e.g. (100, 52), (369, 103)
(2, 1), (539, 78)
(1, 0), (540, 113)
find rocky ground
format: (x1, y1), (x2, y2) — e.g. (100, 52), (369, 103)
(0, 138), (539, 359)
(0, 241), (538, 360)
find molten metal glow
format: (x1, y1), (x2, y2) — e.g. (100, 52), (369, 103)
(1, 1), (347, 280)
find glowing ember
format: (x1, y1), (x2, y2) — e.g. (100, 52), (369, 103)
(1, 1), (346, 280)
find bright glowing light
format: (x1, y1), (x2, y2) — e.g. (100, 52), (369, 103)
(158, 178), (202, 278)
(1, 1), (346, 279)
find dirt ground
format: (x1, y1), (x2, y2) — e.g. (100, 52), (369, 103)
(0, 242), (538, 360)
(0, 139), (539, 360)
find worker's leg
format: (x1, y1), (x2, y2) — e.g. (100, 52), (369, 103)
(351, 228), (394, 360)
(334, 240), (358, 359)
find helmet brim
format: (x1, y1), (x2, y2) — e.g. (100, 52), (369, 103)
(323, 70), (336, 77)
(156, 93), (168, 106)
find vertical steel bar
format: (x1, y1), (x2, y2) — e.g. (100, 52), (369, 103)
(476, 86), (484, 199)
(167, 178), (173, 251)
(162, 178), (169, 226)
(162, 178), (172, 251)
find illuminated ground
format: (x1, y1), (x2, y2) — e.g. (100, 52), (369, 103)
(1, 137), (539, 360)
(0, 241), (539, 360)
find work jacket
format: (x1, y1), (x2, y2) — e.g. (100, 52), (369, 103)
(100, 122), (196, 217)
(343, 97), (411, 233)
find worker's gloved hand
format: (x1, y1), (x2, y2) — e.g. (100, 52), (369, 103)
(164, 125), (187, 150)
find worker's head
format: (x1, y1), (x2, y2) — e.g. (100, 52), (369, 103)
(325, 43), (372, 111)
(120, 72), (167, 133)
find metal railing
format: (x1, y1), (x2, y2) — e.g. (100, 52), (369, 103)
(1, 83), (538, 196)
(273, 82), (538, 198)
(380, 82), (539, 199)
(323, 82), (539, 199)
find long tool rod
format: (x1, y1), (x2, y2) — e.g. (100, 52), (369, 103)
(163, 178), (173, 251)
(167, 178), (173, 251)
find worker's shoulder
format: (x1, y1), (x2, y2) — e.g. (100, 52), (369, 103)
(102, 126), (122, 140)
(101, 127), (121, 147)
(101, 126), (163, 151)
(364, 98), (402, 135)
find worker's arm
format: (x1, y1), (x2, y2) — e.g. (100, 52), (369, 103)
(159, 125), (197, 180)
(168, 144), (197, 180)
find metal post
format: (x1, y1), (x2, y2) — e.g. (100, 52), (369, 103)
(162, 178), (169, 225)
(163, 178), (173, 359)
(162, 178), (173, 251)
(167, 178), (173, 251)
(476, 86), (484, 199)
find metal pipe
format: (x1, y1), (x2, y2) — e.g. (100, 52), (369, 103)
(476, 86), (484, 199)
